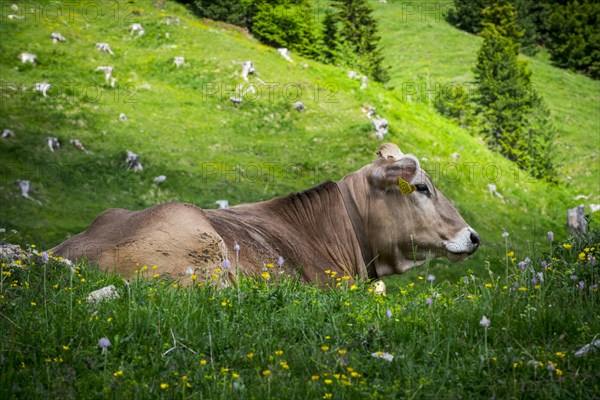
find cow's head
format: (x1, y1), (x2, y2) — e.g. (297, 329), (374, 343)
(343, 143), (480, 277)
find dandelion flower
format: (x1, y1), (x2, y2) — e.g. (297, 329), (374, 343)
(480, 316), (491, 328)
(562, 243), (572, 250)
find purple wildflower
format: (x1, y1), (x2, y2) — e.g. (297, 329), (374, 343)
(463, 277), (469, 285)
(547, 363), (555, 372)
(518, 261), (526, 271)
(524, 257), (531, 265)
(590, 255), (595, 266)
(386, 309), (392, 320)
(541, 261), (547, 270)
(222, 259), (231, 270)
(502, 230), (509, 238)
(480, 316), (491, 328)
(426, 298), (432, 306)
(547, 231), (554, 242)
(570, 274), (578, 282)
(433, 292), (440, 299)
(537, 272), (544, 283)
(41, 251), (49, 263)
(426, 274), (435, 282)
(592, 284), (598, 290)
(98, 337), (111, 349)
(578, 281), (585, 291)
(277, 256), (284, 267)
(233, 241), (240, 253)
(531, 277), (537, 285)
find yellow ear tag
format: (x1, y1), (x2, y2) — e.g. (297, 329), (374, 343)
(398, 177), (416, 195)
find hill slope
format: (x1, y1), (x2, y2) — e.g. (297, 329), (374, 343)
(372, 0), (600, 194)
(0, 0), (585, 281)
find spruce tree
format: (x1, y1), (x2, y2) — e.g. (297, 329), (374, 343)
(473, 0), (556, 181)
(326, 0), (389, 83)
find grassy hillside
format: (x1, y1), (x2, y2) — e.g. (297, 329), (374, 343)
(372, 0), (600, 194)
(0, 0), (592, 285)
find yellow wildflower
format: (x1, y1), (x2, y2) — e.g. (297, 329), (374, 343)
(485, 283), (492, 288)
(160, 383), (169, 390)
(338, 349), (347, 355)
(232, 372), (240, 379)
(323, 394), (332, 399)
(246, 353), (254, 359)
(200, 359), (207, 366)
(578, 253), (586, 261)
(275, 350), (283, 356)
(556, 369), (564, 376)
(563, 244), (572, 250)
(153, 273), (160, 279)
(324, 379), (333, 385)
(350, 285), (357, 291)
(113, 370), (123, 377)
(261, 272), (270, 280)
(311, 375), (320, 381)
(555, 352), (566, 358)
(321, 346), (329, 351)
(262, 370), (271, 377)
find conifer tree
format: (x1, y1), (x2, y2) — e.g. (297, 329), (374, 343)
(473, 0), (556, 181)
(325, 0), (389, 83)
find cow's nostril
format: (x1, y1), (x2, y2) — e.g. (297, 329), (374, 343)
(470, 231), (481, 247)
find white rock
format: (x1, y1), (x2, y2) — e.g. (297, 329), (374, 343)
(87, 285), (120, 304)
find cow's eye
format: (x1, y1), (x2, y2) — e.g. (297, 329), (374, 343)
(415, 183), (431, 197)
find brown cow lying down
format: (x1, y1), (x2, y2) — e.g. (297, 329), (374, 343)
(50, 143), (480, 285)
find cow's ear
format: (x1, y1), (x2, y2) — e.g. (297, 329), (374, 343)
(370, 154), (421, 190)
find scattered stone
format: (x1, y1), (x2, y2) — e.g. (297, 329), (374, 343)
(96, 43), (114, 55)
(292, 102), (305, 112)
(2, 129), (15, 139)
(19, 52), (36, 64)
(87, 285), (120, 304)
(51, 32), (66, 43)
(215, 200), (229, 209)
(47, 137), (60, 152)
(154, 175), (167, 185)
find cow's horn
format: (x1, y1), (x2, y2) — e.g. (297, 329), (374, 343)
(376, 143), (403, 160)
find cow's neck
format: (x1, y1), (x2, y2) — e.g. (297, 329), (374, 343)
(206, 181), (369, 282)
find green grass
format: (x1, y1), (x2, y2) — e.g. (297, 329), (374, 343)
(1, 230), (599, 399)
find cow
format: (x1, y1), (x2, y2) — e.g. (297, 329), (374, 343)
(49, 143), (480, 286)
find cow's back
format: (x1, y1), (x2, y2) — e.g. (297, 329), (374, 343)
(50, 202), (228, 282)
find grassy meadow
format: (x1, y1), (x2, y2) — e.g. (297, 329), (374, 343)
(1, 230), (599, 399)
(1, 0), (599, 398)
